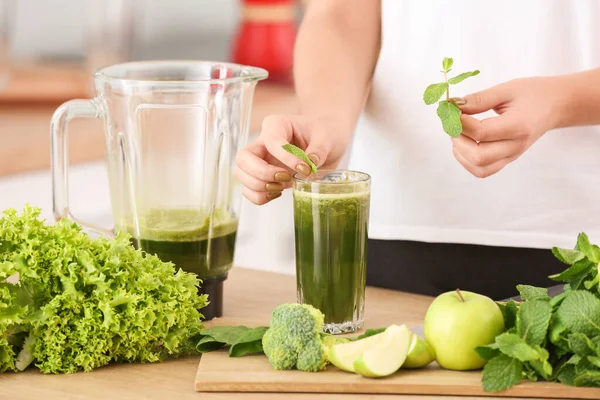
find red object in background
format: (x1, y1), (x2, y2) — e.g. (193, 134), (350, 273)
(231, 0), (297, 85)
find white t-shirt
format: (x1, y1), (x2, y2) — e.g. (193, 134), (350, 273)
(348, 0), (600, 250)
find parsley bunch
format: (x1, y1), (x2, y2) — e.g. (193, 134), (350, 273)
(423, 57), (480, 137)
(478, 233), (600, 392)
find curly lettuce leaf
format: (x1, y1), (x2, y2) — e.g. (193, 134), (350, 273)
(0, 205), (208, 374)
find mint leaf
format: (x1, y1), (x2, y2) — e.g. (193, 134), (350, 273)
(423, 82), (449, 105)
(229, 326), (269, 357)
(557, 290), (600, 337)
(495, 333), (540, 362)
(568, 270), (591, 291)
(517, 299), (552, 346)
(523, 365), (540, 382)
(584, 274), (600, 291)
(550, 259), (592, 282)
(517, 285), (549, 301)
(575, 370), (600, 387)
(475, 343), (501, 362)
(481, 355), (523, 393)
(549, 314), (568, 346)
(550, 291), (568, 309)
(529, 358), (553, 380)
(442, 57), (453, 72)
(448, 70), (480, 85)
(436, 100), (462, 138)
(568, 333), (597, 357)
(588, 355), (600, 369)
(558, 364), (576, 386)
(499, 300), (518, 330)
(575, 232), (600, 263)
(552, 247), (585, 265)
(282, 144), (317, 173)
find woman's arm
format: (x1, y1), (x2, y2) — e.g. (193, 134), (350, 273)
(555, 67), (600, 128)
(294, 0), (381, 133)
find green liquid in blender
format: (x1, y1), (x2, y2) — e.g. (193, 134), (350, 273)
(293, 190), (369, 325)
(125, 208), (238, 279)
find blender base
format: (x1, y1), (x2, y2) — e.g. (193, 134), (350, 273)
(199, 274), (227, 320)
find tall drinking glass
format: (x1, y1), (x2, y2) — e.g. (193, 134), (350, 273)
(293, 170), (371, 334)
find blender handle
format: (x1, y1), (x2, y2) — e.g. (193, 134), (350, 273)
(50, 98), (113, 237)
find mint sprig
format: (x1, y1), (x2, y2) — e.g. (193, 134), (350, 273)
(423, 57), (480, 138)
(478, 232), (600, 392)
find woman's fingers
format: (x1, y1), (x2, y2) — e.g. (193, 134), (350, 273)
(242, 186), (283, 205)
(261, 115), (314, 176)
(236, 140), (292, 183)
(234, 164), (290, 192)
(452, 144), (516, 178)
(452, 133), (525, 168)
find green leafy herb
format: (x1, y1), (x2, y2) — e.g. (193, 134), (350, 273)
(195, 325), (269, 357)
(423, 57), (480, 137)
(557, 291), (600, 337)
(481, 231), (600, 393)
(282, 144), (317, 173)
(516, 285), (550, 302)
(498, 299), (519, 330)
(436, 101), (462, 138)
(0, 205), (206, 374)
(494, 333), (542, 362)
(230, 326), (269, 357)
(481, 355), (523, 392)
(475, 343), (501, 362)
(516, 299), (552, 346)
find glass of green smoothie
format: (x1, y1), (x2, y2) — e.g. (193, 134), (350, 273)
(293, 170), (371, 334)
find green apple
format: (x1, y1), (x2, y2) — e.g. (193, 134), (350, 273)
(353, 324), (412, 378)
(424, 289), (505, 371)
(328, 332), (386, 372)
(401, 333), (436, 369)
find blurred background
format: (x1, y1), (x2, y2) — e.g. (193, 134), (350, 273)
(0, 0), (323, 276)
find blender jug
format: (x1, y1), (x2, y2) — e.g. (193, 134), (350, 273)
(50, 61), (268, 320)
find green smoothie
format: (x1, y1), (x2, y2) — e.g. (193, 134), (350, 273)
(123, 208), (238, 279)
(293, 173), (370, 332)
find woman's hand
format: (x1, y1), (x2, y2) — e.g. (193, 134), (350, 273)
(451, 76), (565, 178)
(234, 115), (349, 205)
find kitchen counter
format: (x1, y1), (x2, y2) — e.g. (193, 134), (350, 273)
(1, 267), (536, 400)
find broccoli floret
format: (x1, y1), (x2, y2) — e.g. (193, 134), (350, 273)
(262, 303), (330, 372)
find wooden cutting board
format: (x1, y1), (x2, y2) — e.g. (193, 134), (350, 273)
(195, 349), (600, 399)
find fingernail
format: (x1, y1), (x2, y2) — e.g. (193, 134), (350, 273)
(266, 191), (282, 201)
(295, 163), (311, 176)
(274, 171), (291, 183)
(449, 97), (466, 106)
(265, 182), (284, 192)
(308, 153), (319, 165)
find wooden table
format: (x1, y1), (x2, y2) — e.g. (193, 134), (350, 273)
(0, 267), (536, 400)
(0, 83), (297, 177)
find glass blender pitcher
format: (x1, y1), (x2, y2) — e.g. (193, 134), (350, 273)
(50, 61), (268, 320)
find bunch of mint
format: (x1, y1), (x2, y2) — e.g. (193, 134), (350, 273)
(477, 233), (600, 392)
(423, 57), (479, 137)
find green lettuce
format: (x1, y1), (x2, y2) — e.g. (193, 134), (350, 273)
(0, 205), (207, 374)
